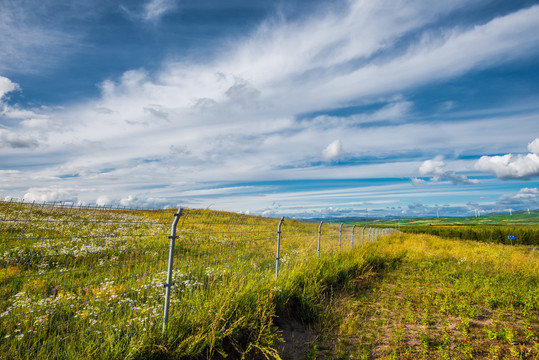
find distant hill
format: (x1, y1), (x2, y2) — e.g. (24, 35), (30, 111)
(363, 209), (539, 227)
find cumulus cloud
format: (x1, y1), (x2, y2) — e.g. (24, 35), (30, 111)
(418, 159), (480, 184)
(118, 194), (174, 208)
(0, 76), (19, 100)
(527, 138), (539, 155)
(475, 138), (539, 179)
(23, 188), (79, 203)
(322, 140), (342, 161)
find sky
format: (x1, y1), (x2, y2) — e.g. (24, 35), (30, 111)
(1, 0), (539, 219)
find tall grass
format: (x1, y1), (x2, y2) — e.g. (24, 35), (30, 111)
(0, 202), (374, 359)
(313, 233), (539, 359)
(3, 202), (535, 359)
(397, 225), (539, 245)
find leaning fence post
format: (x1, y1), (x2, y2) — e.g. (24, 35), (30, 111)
(317, 220), (323, 258)
(163, 208), (182, 332)
(339, 223), (343, 250)
(275, 217), (285, 279)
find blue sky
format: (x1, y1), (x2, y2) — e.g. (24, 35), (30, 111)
(1, 0), (539, 218)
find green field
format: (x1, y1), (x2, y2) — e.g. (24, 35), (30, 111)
(362, 211), (539, 246)
(367, 209), (539, 226)
(1, 203), (537, 359)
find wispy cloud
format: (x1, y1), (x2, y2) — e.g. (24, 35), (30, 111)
(2, 1), (539, 215)
(0, 1), (80, 73)
(496, 187), (538, 207)
(120, 0), (178, 23)
(143, 0), (177, 22)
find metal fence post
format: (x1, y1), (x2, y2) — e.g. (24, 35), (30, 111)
(275, 217), (285, 279)
(339, 223), (343, 250)
(317, 220), (323, 258)
(162, 208), (182, 332)
(361, 227), (365, 244)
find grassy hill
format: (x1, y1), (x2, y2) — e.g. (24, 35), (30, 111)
(367, 209), (539, 226)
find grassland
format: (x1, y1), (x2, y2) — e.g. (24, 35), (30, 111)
(368, 209), (539, 226)
(299, 233), (538, 359)
(1, 202), (537, 359)
(364, 211), (539, 246)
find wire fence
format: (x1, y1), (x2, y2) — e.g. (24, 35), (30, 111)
(0, 201), (396, 359)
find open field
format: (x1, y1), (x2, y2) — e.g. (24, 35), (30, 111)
(364, 211), (539, 246)
(299, 233), (539, 359)
(368, 210), (539, 227)
(0, 201), (384, 359)
(1, 202), (537, 359)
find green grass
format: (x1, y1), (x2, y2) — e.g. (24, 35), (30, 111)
(368, 209), (539, 226)
(130, 232), (539, 359)
(303, 233), (539, 359)
(1, 202), (537, 359)
(363, 211), (539, 246)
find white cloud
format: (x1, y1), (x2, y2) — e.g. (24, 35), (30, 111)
(370, 101), (413, 122)
(496, 187), (539, 206)
(0, 76), (19, 100)
(322, 140), (342, 161)
(410, 177), (427, 185)
(2, 2), (539, 215)
(23, 188), (79, 203)
(0, 129), (39, 149)
(120, 0), (178, 23)
(96, 195), (112, 206)
(0, 1), (79, 73)
(419, 159), (480, 184)
(143, 0), (177, 21)
(475, 138), (539, 179)
(528, 138), (539, 155)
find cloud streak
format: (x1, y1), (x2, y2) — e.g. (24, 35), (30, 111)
(1, 1), (539, 216)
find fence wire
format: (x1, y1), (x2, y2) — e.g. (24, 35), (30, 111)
(0, 201), (395, 359)
(0, 201), (172, 359)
